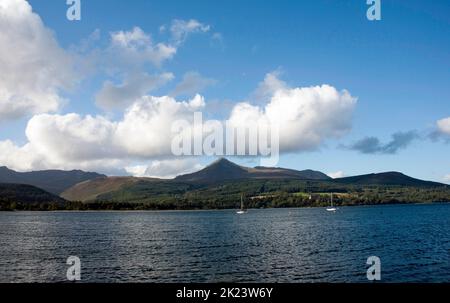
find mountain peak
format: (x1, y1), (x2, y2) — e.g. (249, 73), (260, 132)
(176, 158), (248, 183)
(175, 158), (331, 183)
(208, 157), (242, 168)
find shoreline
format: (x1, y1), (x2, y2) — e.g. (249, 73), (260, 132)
(1, 201), (448, 213)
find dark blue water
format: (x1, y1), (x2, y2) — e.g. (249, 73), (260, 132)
(0, 203), (449, 282)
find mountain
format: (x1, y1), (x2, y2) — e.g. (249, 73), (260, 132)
(0, 183), (66, 204)
(61, 158), (331, 202)
(175, 158), (249, 182)
(13, 159), (450, 208)
(0, 166), (105, 195)
(175, 158), (331, 183)
(334, 172), (445, 187)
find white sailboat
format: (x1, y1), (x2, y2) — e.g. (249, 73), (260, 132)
(236, 194), (247, 214)
(326, 192), (337, 212)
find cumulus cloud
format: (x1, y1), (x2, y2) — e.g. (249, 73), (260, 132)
(228, 75), (357, 153)
(0, 138), (127, 174)
(96, 72), (174, 110)
(125, 158), (204, 179)
(170, 19), (210, 45)
(0, 70), (357, 175)
(327, 171), (345, 179)
(108, 26), (176, 68)
(0, 0), (76, 120)
(114, 94), (205, 157)
(170, 72), (216, 97)
(0, 94), (206, 173)
(0, 3), (218, 176)
(26, 113), (119, 162)
(0, 3), (213, 175)
(0, 140), (41, 171)
(346, 131), (419, 154)
(252, 70), (288, 103)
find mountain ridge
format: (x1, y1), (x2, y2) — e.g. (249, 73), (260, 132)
(1, 159), (449, 209)
(57, 158), (449, 203)
(334, 171), (445, 187)
(174, 158), (331, 183)
(0, 166), (106, 194)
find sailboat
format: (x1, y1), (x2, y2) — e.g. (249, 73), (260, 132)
(236, 194), (247, 214)
(326, 192), (337, 212)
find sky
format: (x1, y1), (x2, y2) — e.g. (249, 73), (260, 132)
(0, 0), (449, 183)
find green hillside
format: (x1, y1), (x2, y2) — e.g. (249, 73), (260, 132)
(334, 172), (445, 187)
(64, 178), (450, 210)
(61, 176), (159, 201)
(0, 183), (66, 210)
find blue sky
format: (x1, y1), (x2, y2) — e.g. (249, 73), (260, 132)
(1, 0), (449, 182)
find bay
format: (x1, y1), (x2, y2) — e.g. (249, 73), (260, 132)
(0, 203), (449, 282)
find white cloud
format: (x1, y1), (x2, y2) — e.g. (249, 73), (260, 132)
(0, 94), (206, 172)
(126, 158), (204, 179)
(26, 113), (119, 162)
(171, 71), (216, 97)
(96, 72), (174, 110)
(253, 70), (287, 102)
(114, 94), (205, 157)
(437, 117), (450, 136)
(0, 0), (76, 120)
(327, 171), (345, 179)
(228, 73), (357, 153)
(108, 26), (176, 68)
(0, 140), (41, 171)
(0, 4), (233, 176)
(266, 84), (356, 152)
(107, 20), (210, 68)
(94, 23), (211, 111)
(0, 70), (356, 175)
(0, 10), (212, 120)
(170, 19), (210, 45)
(0, 138), (127, 174)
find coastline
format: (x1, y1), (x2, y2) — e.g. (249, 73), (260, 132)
(1, 200), (446, 212)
